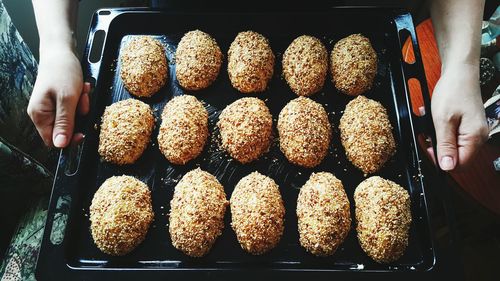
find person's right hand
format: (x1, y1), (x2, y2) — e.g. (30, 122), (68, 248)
(430, 62), (489, 171)
(27, 47), (90, 148)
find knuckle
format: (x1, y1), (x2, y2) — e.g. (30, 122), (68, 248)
(26, 103), (34, 118)
(437, 140), (456, 150)
(58, 85), (80, 98)
(459, 126), (489, 149)
(476, 125), (489, 144)
(27, 107), (43, 123)
(41, 135), (53, 146)
(57, 91), (75, 103)
(434, 111), (459, 123)
(54, 116), (72, 129)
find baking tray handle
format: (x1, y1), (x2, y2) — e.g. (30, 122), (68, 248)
(61, 8), (118, 176)
(37, 9), (120, 269)
(394, 13), (458, 245)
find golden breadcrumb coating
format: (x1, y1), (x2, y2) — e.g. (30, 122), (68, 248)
(158, 95), (208, 165)
(90, 175), (154, 256)
(278, 97), (332, 168)
(339, 95), (396, 174)
(330, 34), (377, 96)
(175, 30), (223, 90)
(217, 97), (273, 163)
(230, 172), (285, 255)
(120, 36), (168, 97)
(283, 35), (328, 96)
(169, 168), (228, 257)
(354, 176), (412, 263)
(98, 99), (154, 165)
(228, 31), (275, 93)
(296, 172), (351, 256)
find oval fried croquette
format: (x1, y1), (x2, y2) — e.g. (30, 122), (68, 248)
(175, 30), (223, 90)
(228, 31), (275, 93)
(354, 176), (412, 263)
(90, 175), (154, 256)
(230, 172), (285, 255)
(98, 99), (154, 165)
(120, 36), (168, 97)
(169, 168), (228, 257)
(217, 97), (273, 163)
(339, 95), (396, 174)
(283, 35), (328, 96)
(296, 172), (351, 256)
(158, 95), (208, 165)
(278, 97), (332, 168)
(330, 34), (377, 96)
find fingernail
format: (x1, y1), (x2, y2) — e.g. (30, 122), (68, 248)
(54, 134), (67, 147)
(440, 156), (455, 171)
(418, 106), (426, 116)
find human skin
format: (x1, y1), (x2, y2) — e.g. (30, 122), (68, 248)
(429, 0), (489, 171)
(28, 0), (89, 148)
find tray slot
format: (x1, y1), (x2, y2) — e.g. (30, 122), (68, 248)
(406, 78), (423, 116)
(400, 28), (416, 65)
(63, 138), (85, 176)
(99, 10), (111, 16)
(89, 30), (106, 63)
(49, 195), (72, 246)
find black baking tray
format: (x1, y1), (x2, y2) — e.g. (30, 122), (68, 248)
(36, 7), (443, 281)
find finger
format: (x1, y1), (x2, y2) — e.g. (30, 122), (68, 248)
(434, 116), (459, 171)
(456, 146), (479, 170)
(426, 146), (437, 166)
(31, 114), (54, 147)
(70, 132), (85, 147)
(83, 81), (91, 94)
(418, 106), (426, 117)
(27, 90), (55, 147)
(77, 82), (91, 116)
(417, 133), (436, 165)
(419, 133), (437, 166)
(456, 128), (488, 168)
(53, 93), (79, 148)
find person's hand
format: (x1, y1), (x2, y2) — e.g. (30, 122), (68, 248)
(430, 62), (488, 171)
(27, 47), (90, 148)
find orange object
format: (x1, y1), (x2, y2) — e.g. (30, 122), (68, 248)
(403, 19), (500, 215)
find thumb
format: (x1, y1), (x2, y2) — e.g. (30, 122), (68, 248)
(52, 94), (79, 148)
(434, 117), (459, 171)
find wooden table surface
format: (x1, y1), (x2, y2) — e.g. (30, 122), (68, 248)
(403, 19), (500, 216)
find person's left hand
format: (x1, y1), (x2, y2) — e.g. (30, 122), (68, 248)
(27, 47), (90, 148)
